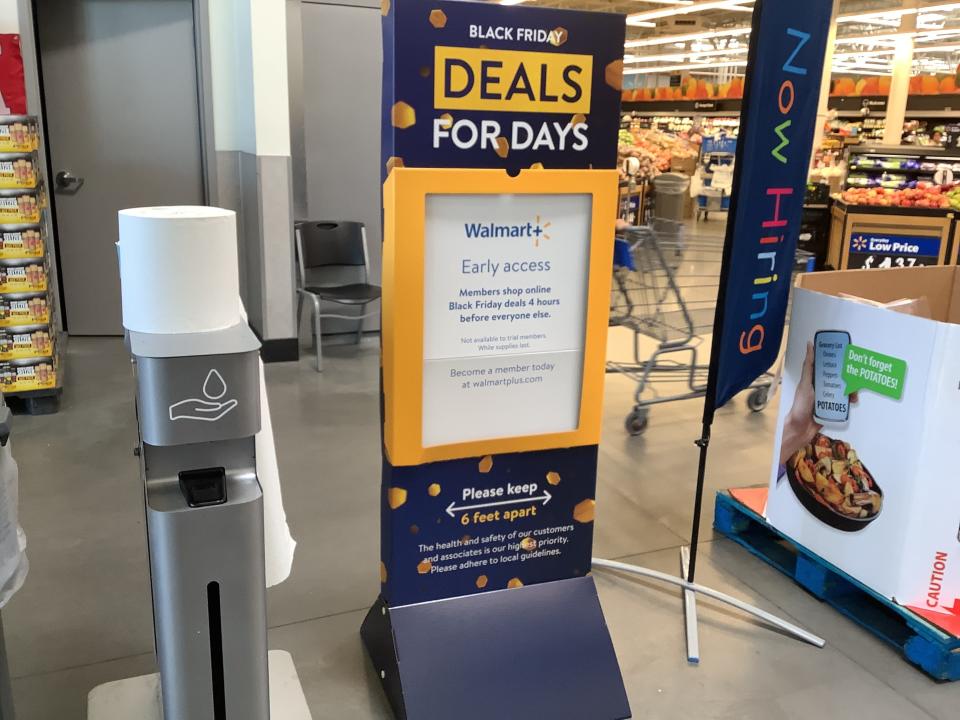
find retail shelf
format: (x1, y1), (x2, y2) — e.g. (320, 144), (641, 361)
(1, 331), (65, 415)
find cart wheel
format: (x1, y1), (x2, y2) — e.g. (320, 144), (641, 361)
(625, 409), (650, 436)
(747, 387), (769, 413)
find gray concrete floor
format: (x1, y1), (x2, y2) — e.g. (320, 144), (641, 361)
(3, 235), (959, 717)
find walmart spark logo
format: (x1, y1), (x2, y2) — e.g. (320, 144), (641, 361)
(852, 235), (868, 251)
(463, 214), (552, 247)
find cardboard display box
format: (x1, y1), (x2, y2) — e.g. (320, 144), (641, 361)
(767, 266), (960, 629)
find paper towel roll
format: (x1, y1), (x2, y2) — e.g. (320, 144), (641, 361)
(118, 206), (241, 334)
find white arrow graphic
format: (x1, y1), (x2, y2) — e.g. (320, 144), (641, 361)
(446, 490), (552, 518)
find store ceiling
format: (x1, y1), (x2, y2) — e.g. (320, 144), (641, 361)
(507, 0), (960, 77)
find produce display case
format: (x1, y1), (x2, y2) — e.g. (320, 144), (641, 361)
(844, 145), (960, 191)
(827, 201), (956, 270)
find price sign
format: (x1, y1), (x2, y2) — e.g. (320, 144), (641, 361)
(846, 232), (942, 270)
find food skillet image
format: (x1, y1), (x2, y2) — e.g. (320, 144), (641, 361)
(788, 433), (883, 531)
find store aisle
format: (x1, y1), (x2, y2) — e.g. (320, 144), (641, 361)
(2, 336), (957, 719)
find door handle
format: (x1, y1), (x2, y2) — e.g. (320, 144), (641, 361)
(55, 170), (85, 194)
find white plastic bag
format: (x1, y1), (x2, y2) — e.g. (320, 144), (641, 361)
(0, 437), (27, 609)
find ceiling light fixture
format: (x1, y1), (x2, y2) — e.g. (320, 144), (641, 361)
(624, 59), (748, 74)
(838, 3), (960, 24)
(624, 46), (750, 63)
(624, 26), (752, 48)
(627, 0), (753, 26)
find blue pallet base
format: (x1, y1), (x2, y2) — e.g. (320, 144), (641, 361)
(714, 490), (960, 681)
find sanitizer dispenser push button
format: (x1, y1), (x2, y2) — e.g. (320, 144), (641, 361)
(178, 467), (227, 507)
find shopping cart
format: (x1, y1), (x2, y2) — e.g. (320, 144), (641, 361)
(608, 221), (812, 435)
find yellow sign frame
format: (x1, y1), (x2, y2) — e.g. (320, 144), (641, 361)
(382, 167), (618, 466)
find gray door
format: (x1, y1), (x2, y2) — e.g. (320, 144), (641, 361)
(301, 0), (382, 332)
(36, 0), (205, 335)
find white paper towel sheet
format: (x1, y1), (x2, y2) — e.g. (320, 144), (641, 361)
(237, 299), (296, 587)
(118, 207), (242, 334)
(256, 355), (296, 587)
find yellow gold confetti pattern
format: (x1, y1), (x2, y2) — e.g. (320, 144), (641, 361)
(494, 136), (509, 159)
(476, 575), (489, 589)
(507, 578), (524, 589)
(571, 113), (586, 126)
(388, 487), (408, 509)
(478, 455), (493, 473)
(417, 559), (432, 575)
(520, 537), (537, 552)
(410, 524), (419, 534)
(438, 113), (454, 129)
(428, 483), (441, 497)
(380, 562), (388, 583)
(381, 0), (390, 16)
(546, 471), (561, 486)
(549, 27), (569, 47)
(419, 66), (431, 78)
(573, 499), (596, 524)
(429, 9), (447, 28)
(391, 101), (416, 129)
(605, 60), (624, 91)
(385, 156), (404, 173)
(529, 162), (545, 170)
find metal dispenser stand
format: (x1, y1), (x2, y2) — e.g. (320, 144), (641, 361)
(88, 323), (310, 719)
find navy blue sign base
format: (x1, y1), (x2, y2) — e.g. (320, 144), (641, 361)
(361, 576), (631, 720)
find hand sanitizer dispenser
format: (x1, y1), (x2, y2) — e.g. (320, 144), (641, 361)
(130, 323), (268, 719)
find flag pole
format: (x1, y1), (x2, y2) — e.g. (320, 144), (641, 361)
(685, 423), (712, 584)
(593, 0), (833, 662)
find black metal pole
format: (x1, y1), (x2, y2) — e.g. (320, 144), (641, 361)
(686, 421), (712, 583)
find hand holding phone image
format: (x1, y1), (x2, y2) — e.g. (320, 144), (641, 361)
(778, 342), (823, 465)
(778, 336), (859, 467)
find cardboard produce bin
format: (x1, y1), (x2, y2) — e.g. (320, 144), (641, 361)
(767, 266), (960, 631)
(670, 155), (697, 175)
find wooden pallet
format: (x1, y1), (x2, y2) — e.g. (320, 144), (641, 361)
(4, 387), (61, 415)
(714, 490), (960, 681)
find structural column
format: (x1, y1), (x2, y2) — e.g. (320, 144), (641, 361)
(809, 0), (840, 170)
(883, 2), (918, 145)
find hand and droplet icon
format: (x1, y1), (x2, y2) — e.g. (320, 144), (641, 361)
(169, 369), (239, 422)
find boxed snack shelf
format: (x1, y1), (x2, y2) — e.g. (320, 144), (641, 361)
(0, 117), (39, 153)
(0, 340), (62, 394)
(0, 114), (62, 407)
(828, 200), (956, 270)
(0, 152), (40, 190)
(0, 294), (50, 328)
(0, 225), (43, 260)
